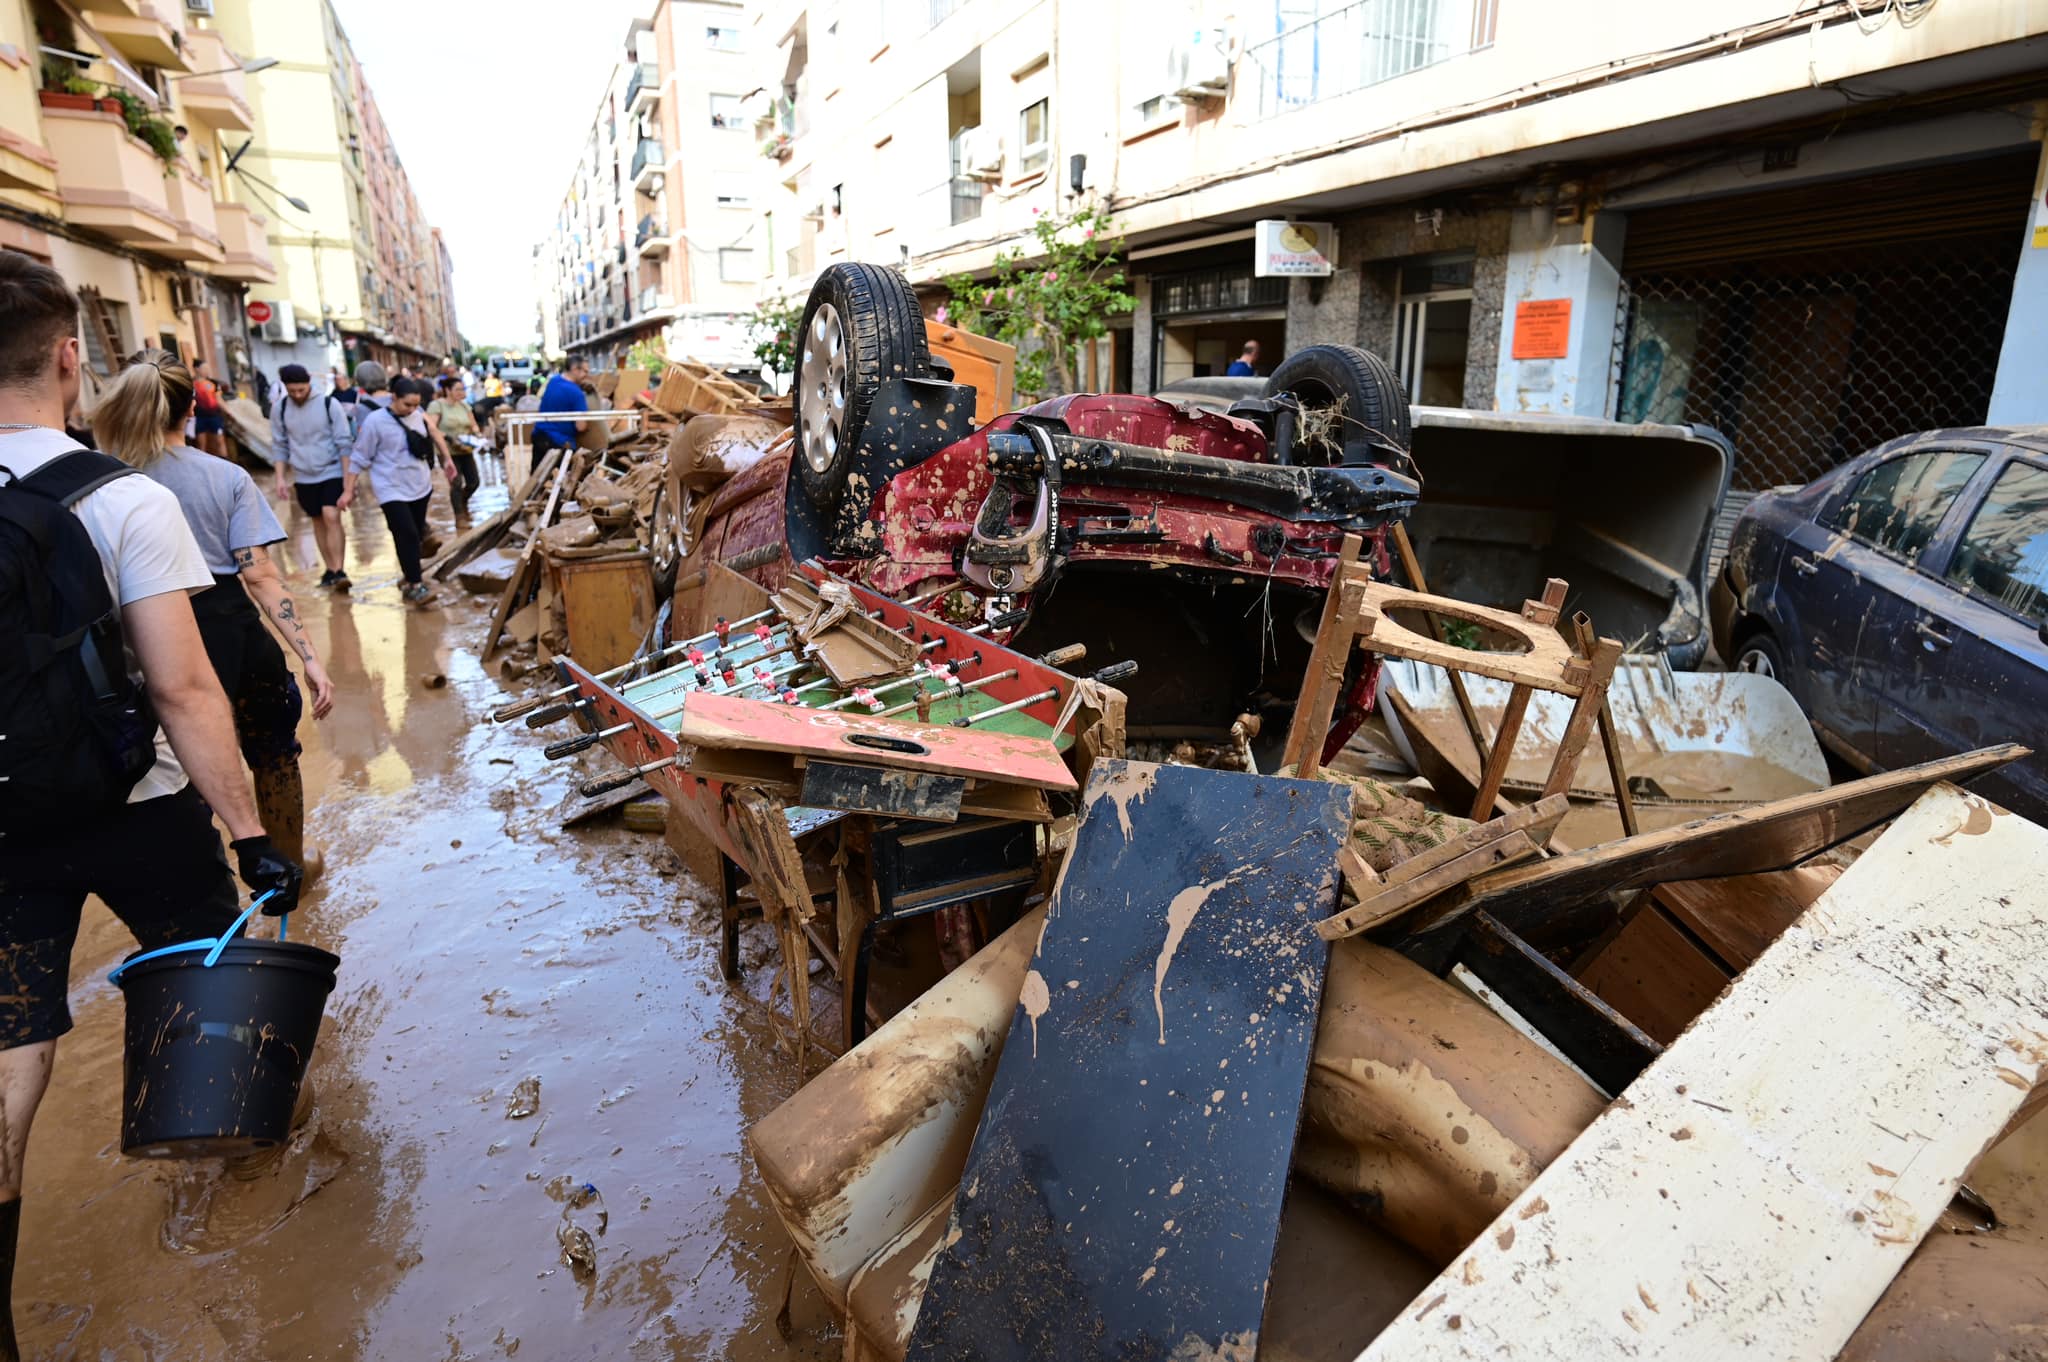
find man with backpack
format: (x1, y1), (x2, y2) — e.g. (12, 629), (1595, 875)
(269, 363), (354, 591)
(0, 251), (302, 1356)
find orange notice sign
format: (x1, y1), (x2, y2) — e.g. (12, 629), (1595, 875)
(1512, 299), (1572, 360)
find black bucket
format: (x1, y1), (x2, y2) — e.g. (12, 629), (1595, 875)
(111, 938), (339, 1158)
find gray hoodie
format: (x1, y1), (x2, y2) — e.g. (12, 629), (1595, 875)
(270, 390), (353, 483)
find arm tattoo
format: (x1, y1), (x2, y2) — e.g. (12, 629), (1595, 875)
(275, 595), (315, 660)
(233, 546), (256, 569)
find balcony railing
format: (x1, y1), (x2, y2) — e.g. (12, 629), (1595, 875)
(631, 138), (663, 183)
(1245, 0), (1481, 118)
(625, 61), (658, 112)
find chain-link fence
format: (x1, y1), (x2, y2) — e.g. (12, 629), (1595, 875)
(1618, 239), (2020, 490)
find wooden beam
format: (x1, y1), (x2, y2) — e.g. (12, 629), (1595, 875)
(1357, 782), (2048, 1362)
(1467, 683), (1533, 820)
(1282, 532), (1364, 778)
(1535, 634), (1622, 802)
(1314, 830), (1538, 942)
(1456, 910), (1663, 1095)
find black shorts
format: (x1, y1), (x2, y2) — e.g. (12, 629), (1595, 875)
(194, 585), (304, 770)
(0, 785), (242, 1048)
(294, 477), (345, 516)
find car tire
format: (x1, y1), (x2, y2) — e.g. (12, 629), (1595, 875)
(1264, 344), (1413, 469)
(794, 263), (931, 511)
(1731, 629), (1789, 683)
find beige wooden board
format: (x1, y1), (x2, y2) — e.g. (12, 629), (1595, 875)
(1354, 783), (2048, 1362)
(1355, 578), (1589, 693)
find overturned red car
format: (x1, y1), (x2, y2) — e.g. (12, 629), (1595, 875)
(677, 263), (1419, 756)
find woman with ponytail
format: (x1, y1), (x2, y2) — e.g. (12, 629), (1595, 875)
(92, 350), (334, 872)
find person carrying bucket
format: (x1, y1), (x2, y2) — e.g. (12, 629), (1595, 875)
(92, 348), (338, 880)
(0, 251), (304, 1357)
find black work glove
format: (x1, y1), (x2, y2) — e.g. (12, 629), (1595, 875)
(231, 836), (304, 916)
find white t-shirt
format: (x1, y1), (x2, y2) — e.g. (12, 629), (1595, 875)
(0, 426), (214, 801)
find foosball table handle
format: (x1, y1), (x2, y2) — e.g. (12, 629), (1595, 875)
(544, 732), (603, 760)
(526, 701), (582, 729)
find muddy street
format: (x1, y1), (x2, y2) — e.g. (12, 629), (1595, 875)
(16, 489), (836, 1361)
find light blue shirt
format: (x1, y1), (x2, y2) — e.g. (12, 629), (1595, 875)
(140, 445), (285, 576)
(270, 391), (352, 484)
(349, 405), (433, 503)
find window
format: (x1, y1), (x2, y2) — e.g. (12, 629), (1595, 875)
(709, 93), (745, 129)
(714, 175), (752, 210)
(1829, 450), (1986, 567)
(1018, 98), (1049, 174)
(1946, 462), (2048, 624)
(719, 248), (757, 282)
(706, 25), (742, 51)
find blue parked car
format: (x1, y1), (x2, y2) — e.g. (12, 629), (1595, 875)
(1710, 427), (2048, 824)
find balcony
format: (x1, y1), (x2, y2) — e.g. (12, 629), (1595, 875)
(636, 214), (668, 257)
(88, 0), (191, 71)
(213, 199), (277, 284)
(41, 106), (178, 247)
(1246, 0), (1477, 118)
(0, 121), (59, 200)
(625, 61), (658, 115)
(176, 29), (255, 132)
(631, 138), (663, 190)
(160, 167), (224, 263)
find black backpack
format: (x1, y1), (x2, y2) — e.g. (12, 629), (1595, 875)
(0, 448), (159, 816)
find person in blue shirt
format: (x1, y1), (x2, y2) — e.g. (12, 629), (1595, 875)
(1225, 340), (1261, 377)
(534, 357), (590, 457)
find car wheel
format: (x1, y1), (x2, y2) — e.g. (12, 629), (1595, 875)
(795, 263), (931, 512)
(1732, 631), (1788, 681)
(1264, 344), (1413, 469)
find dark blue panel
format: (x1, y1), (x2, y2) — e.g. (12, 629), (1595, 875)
(904, 759), (1350, 1361)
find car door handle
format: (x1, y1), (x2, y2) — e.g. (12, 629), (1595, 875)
(1912, 620), (1954, 649)
(1789, 554), (1819, 576)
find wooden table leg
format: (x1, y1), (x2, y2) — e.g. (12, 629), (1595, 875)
(1539, 636), (1624, 804)
(1469, 682), (1533, 819)
(1282, 532), (1363, 779)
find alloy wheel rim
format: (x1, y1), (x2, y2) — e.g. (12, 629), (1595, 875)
(1736, 646), (1774, 678)
(800, 303), (848, 477)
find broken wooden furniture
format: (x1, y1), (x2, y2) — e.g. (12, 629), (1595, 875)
(1356, 782), (2048, 1362)
(904, 760), (1350, 1360)
(1378, 655), (1831, 851)
(1285, 543), (1623, 819)
(545, 550), (654, 675)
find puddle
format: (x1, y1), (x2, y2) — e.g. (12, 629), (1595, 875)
(16, 489), (836, 1360)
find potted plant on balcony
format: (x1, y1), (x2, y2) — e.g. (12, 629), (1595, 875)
(104, 88), (181, 169)
(37, 61), (119, 114)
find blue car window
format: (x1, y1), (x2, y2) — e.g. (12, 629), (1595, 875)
(1945, 462), (2048, 626)
(1829, 450), (1985, 566)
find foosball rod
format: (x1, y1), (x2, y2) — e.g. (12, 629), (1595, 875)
(491, 608), (777, 721)
(824, 656), (993, 713)
(542, 653), (821, 758)
(951, 660), (1138, 728)
(532, 645), (815, 731)
(877, 666), (1018, 720)
(578, 754), (679, 798)
(523, 628), (803, 727)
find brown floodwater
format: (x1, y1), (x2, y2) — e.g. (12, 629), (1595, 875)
(15, 482), (838, 1360)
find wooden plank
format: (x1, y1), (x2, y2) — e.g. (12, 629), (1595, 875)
(1356, 783), (2048, 1362)
(1535, 635), (1622, 801)
(553, 553), (655, 674)
(904, 761), (1351, 1361)
(1405, 743), (2030, 951)
(481, 452), (572, 660)
(1338, 845), (1382, 901)
(1382, 795), (1569, 889)
(1314, 831), (1538, 942)
(1355, 579), (1583, 692)
(1467, 683), (1533, 820)
(1455, 911), (1663, 1095)
(1282, 532), (1364, 777)
(1648, 865), (1839, 970)
(674, 688), (1077, 792)
(1575, 902), (1731, 1045)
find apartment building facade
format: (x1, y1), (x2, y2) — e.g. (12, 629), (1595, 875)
(0, 0), (278, 397)
(743, 0), (2048, 492)
(202, 0), (457, 381)
(535, 0), (762, 369)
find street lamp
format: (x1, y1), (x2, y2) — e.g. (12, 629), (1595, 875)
(168, 56), (280, 80)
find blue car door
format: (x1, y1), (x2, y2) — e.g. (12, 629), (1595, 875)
(1778, 447), (1986, 755)
(1875, 453), (2048, 823)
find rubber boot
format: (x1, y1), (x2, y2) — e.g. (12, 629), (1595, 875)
(252, 758), (305, 866)
(1, 1197), (20, 1362)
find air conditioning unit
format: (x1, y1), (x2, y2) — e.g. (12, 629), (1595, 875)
(258, 311), (298, 345)
(186, 0), (215, 12)
(167, 274), (206, 313)
(954, 125), (1004, 181)
(1171, 28), (1231, 101)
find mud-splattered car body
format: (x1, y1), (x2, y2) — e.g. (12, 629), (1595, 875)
(1711, 426), (2048, 821)
(687, 383), (1419, 751)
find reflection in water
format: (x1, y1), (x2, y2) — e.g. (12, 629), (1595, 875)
(18, 490), (836, 1361)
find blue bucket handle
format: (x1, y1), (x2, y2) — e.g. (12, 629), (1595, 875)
(108, 889), (279, 984)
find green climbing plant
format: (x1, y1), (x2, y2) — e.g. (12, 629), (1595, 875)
(104, 87), (179, 168)
(625, 338), (667, 373)
(940, 202), (1134, 401)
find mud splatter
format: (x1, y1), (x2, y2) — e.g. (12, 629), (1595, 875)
(1020, 970), (1051, 1058)
(1152, 868), (1252, 1044)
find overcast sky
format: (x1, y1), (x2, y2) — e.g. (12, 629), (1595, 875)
(336, 0), (651, 347)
